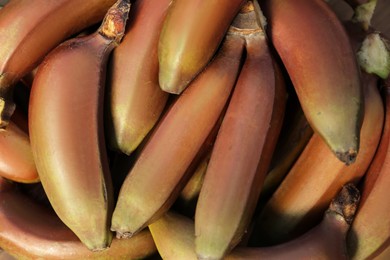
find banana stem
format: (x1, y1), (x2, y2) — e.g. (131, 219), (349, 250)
(98, 0), (131, 44)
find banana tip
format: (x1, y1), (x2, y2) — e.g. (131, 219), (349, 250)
(335, 149), (358, 165)
(0, 98), (16, 129)
(113, 230), (134, 239)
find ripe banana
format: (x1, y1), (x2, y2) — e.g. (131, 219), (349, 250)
(194, 2), (287, 259)
(150, 184), (360, 260)
(0, 177), (157, 260)
(254, 70), (384, 246)
(227, 184), (360, 260)
(111, 24), (246, 239)
(0, 0), (117, 128)
(0, 112), (37, 183)
(347, 81), (390, 260)
(28, 0), (130, 251)
(106, 0), (171, 155)
(158, 0), (245, 94)
(261, 0), (364, 165)
(259, 100), (313, 203)
(175, 150), (211, 217)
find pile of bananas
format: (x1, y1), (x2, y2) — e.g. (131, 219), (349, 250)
(0, 0), (389, 259)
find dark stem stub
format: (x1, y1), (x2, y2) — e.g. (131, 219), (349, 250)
(328, 183), (361, 225)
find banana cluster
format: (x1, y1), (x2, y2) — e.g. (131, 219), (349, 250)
(0, 0), (389, 259)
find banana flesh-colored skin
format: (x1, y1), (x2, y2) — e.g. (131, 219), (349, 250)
(106, 0), (171, 155)
(254, 71), (384, 246)
(150, 184), (359, 260)
(0, 178), (157, 260)
(28, 1), (130, 251)
(158, 0), (246, 94)
(195, 3), (287, 259)
(0, 119), (37, 183)
(0, 0), (117, 128)
(262, 0), (364, 165)
(347, 83), (390, 260)
(111, 30), (245, 239)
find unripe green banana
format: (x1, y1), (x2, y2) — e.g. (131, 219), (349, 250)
(106, 0), (171, 155)
(111, 24), (245, 239)
(262, 0), (364, 165)
(0, 0), (117, 128)
(0, 177), (157, 260)
(194, 2), (287, 259)
(158, 0), (246, 94)
(28, 0), (130, 251)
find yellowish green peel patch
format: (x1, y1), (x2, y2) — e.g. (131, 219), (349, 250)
(358, 32), (390, 79)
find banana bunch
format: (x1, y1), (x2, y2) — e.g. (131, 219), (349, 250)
(0, 0), (389, 259)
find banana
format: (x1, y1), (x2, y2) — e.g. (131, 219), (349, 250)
(253, 69), (384, 246)
(111, 22), (246, 239)
(106, 0), (171, 155)
(0, 0), (118, 128)
(175, 150), (211, 217)
(28, 0), (130, 251)
(227, 184), (360, 260)
(194, 2), (287, 259)
(149, 184), (360, 260)
(158, 0), (246, 94)
(261, 0), (364, 165)
(0, 177), (157, 260)
(259, 99), (313, 203)
(347, 81), (390, 260)
(0, 112), (37, 183)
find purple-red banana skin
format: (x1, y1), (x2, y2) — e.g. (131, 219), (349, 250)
(255, 71), (384, 246)
(347, 83), (390, 260)
(111, 31), (245, 239)
(158, 0), (246, 94)
(0, 0), (117, 127)
(107, 0), (171, 155)
(150, 184), (359, 260)
(28, 1), (130, 251)
(0, 177), (157, 260)
(262, 0), (364, 165)
(195, 4), (287, 258)
(0, 119), (37, 183)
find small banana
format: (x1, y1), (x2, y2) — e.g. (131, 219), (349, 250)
(194, 2), (287, 259)
(28, 0), (130, 251)
(262, 0), (364, 165)
(111, 22), (246, 239)
(0, 0), (117, 128)
(0, 177), (157, 260)
(158, 0), (245, 94)
(106, 0), (171, 155)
